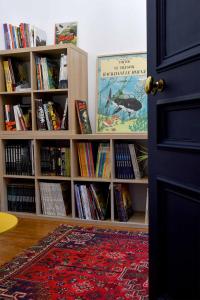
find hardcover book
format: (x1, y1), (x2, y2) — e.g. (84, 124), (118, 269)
(75, 100), (92, 134)
(55, 22), (77, 45)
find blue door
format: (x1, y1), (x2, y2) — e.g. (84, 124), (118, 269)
(147, 1), (200, 299)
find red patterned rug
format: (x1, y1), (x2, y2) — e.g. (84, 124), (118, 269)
(0, 225), (148, 300)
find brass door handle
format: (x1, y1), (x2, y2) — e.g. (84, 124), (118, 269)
(145, 76), (165, 95)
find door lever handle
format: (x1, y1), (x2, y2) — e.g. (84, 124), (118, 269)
(145, 76), (165, 95)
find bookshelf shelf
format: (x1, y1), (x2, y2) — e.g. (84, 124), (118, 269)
(3, 175), (35, 179)
(73, 177), (111, 182)
(0, 91), (31, 95)
(33, 89), (68, 94)
(115, 212), (146, 226)
(113, 178), (148, 184)
(0, 44), (148, 228)
(37, 176), (71, 181)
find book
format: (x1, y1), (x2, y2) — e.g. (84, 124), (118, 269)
(3, 24), (11, 49)
(55, 22), (77, 45)
(59, 53), (68, 89)
(114, 184), (133, 222)
(75, 100), (92, 134)
(46, 58), (59, 89)
(61, 98), (68, 129)
(35, 99), (47, 130)
(31, 26), (47, 47)
(3, 60), (13, 92)
(128, 143), (141, 179)
(4, 104), (16, 131)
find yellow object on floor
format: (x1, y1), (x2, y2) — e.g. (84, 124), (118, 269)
(0, 212), (18, 233)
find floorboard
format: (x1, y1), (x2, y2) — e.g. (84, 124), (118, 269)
(0, 217), (147, 266)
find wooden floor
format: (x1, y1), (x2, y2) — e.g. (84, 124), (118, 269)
(0, 217), (147, 266)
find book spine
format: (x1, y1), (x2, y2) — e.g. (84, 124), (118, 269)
(61, 98), (68, 129)
(128, 144), (141, 179)
(3, 24), (11, 49)
(35, 99), (47, 130)
(43, 103), (52, 130)
(3, 60), (13, 92)
(15, 105), (27, 130)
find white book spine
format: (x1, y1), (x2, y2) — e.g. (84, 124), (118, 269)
(128, 144), (141, 179)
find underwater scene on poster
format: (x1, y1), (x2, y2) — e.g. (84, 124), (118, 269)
(96, 53), (147, 133)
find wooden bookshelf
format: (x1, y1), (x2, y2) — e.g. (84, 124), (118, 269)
(0, 44), (148, 228)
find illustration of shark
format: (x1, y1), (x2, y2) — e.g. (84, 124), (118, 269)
(105, 88), (142, 116)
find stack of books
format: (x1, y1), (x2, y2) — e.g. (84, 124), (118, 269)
(7, 183), (35, 213)
(3, 23), (47, 49)
(75, 183), (110, 220)
(5, 141), (34, 175)
(39, 182), (70, 216)
(41, 146), (70, 176)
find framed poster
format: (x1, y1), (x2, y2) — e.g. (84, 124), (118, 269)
(96, 53), (147, 133)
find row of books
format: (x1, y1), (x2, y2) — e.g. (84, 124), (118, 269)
(114, 143), (143, 179)
(114, 184), (133, 222)
(41, 146), (70, 176)
(3, 23), (47, 49)
(3, 58), (30, 92)
(4, 104), (31, 131)
(96, 143), (111, 178)
(39, 182), (70, 216)
(5, 141), (34, 175)
(7, 183), (36, 213)
(36, 98), (68, 130)
(6, 182), (147, 222)
(77, 143), (111, 178)
(75, 183), (109, 220)
(35, 54), (67, 90)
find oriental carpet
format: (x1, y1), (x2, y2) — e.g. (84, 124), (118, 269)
(0, 225), (148, 299)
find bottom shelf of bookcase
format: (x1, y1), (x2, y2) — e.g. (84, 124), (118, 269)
(7, 211), (148, 229)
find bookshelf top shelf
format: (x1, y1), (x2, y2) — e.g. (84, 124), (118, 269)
(0, 44), (87, 56)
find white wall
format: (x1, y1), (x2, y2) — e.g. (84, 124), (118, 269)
(0, 0), (146, 131)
